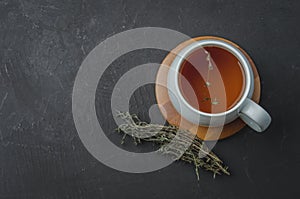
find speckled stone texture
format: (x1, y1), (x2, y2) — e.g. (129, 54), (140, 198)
(0, 0), (299, 199)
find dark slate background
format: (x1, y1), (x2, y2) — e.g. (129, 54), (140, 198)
(0, 0), (299, 198)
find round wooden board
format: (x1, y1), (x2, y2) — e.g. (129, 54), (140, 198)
(155, 36), (261, 141)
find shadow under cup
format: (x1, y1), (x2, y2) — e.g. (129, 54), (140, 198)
(178, 45), (246, 114)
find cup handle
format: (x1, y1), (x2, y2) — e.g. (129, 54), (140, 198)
(239, 98), (271, 132)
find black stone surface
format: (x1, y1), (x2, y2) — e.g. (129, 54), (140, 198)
(0, 0), (299, 198)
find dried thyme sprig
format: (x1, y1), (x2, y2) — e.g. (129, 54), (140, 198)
(116, 112), (230, 179)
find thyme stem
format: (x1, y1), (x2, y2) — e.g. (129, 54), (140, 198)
(116, 112), (230, 179)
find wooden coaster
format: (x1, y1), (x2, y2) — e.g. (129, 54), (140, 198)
(155, 36), (261, 141)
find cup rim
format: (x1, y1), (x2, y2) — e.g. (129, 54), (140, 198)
(170, 39), (254, 117)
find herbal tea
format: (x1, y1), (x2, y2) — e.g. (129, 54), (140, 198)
(178, 46), (245, 113)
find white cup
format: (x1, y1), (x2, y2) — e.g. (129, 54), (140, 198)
(167, 39), (271, 132)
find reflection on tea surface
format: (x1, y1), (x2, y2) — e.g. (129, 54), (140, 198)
(179, 46), (245, 113)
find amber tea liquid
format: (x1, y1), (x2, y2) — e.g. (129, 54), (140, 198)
(178, 46), (245, 113)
